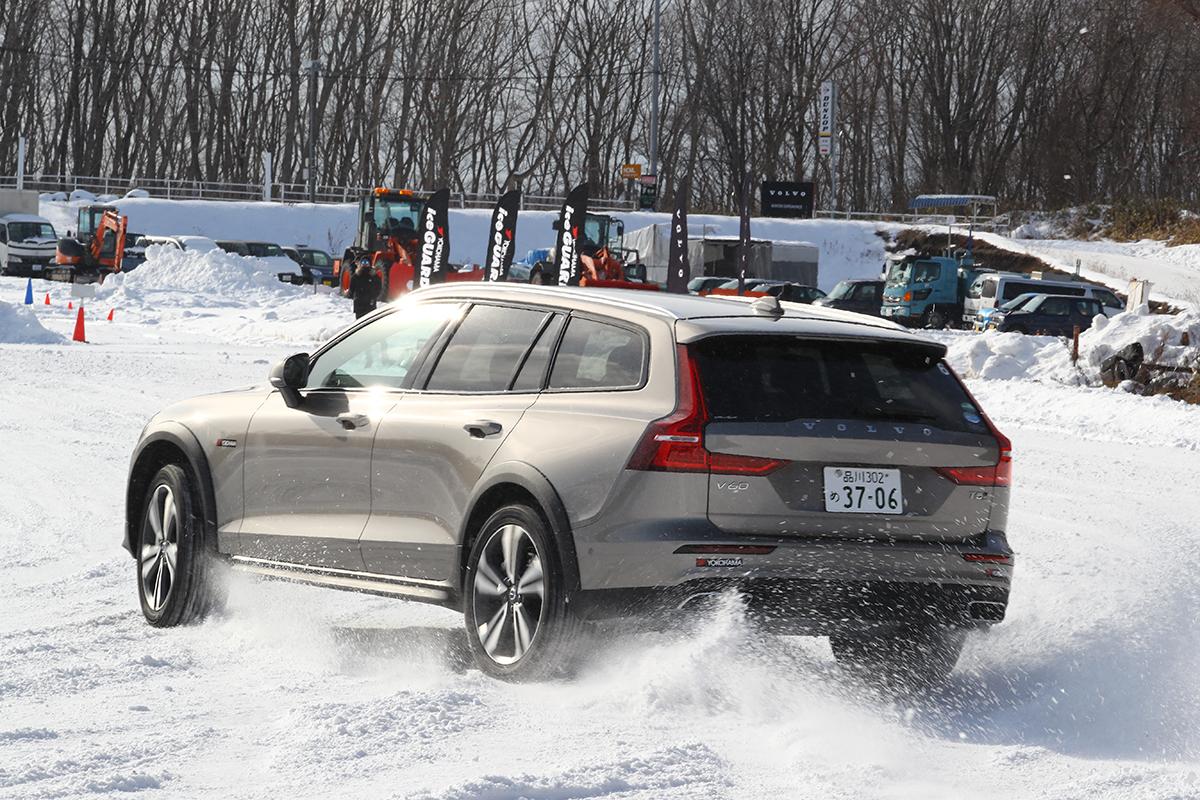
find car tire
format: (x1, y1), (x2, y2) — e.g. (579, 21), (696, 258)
(463, 504), (581, 681)
(136, 464), (226, 627)
(830, 625), (966, 688)
(922, 308), (947, 330)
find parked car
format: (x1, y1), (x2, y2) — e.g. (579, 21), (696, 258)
(125, 285), (1013, 683)
(974, 292), (1041, 331)
(994, 294), (1106, 336)
(687, 276), (728, 295)
(215, 240), (250, 256)
(215, 239), (301, 277)
(760, 282), (826, 304)
(137, 234), (221, 253)
(965, 273), (1123, 326)
(705, 279), (824, 303)
(282, 245), (335, 285)
(813, 279), (884, 316)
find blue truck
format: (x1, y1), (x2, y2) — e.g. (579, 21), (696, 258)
(880, 252), (995, 329)
(880, 193), (1001, 329)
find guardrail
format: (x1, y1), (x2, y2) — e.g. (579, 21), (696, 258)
(0, 174), (637, 212)
(815, 208), (1011, 232)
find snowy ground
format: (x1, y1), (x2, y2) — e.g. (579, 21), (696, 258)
(979, 234), (1200, 309)
(2, 251), (1200, 798)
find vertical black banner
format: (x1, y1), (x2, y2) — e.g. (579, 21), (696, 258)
(552, 182), (589, 286)
(737, 173), (752, 294)
(418, 187), (451, 286)
(485, 189), (521, 282)
(666, 178), (691, 294)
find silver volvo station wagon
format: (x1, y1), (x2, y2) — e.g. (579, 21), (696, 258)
(125, 285), (1013, 682)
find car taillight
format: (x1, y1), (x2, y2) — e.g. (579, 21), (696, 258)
(626, 344), (789, 476)
(936, 368), (1013, 487)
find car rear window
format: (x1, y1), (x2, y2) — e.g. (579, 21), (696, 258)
(691, 336), (979, 432)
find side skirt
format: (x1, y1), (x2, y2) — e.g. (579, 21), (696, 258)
(229, 555), (458, 607)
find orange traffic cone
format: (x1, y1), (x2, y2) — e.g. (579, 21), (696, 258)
(72, 306), (87, 343)
(107, 308), (114, 321)
(44, 293), (50, 305)
(68, 301), (73, 310)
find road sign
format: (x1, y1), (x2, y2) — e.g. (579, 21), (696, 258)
(621, 163), (642, 180)
(638, 175), (657, 210)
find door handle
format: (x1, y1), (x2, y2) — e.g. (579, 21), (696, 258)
(464, 420), (503, 438)
(337, 412), (370, 430)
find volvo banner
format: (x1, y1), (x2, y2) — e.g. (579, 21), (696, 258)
(761, 180), (815, 218)
(666, 179), (691, 294)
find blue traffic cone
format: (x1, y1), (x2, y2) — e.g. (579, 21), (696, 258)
(24, 278), (33, 305)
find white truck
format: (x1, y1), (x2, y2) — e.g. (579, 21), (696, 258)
(0, 190), (58, 278)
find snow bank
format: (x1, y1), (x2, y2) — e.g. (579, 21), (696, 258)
(944, 307), (1199, 391)
(1084, 305), (1200, 370)
(0, 300), (65, 344)
(945, 331), (1074, 383)
(103, 244), (309, 309)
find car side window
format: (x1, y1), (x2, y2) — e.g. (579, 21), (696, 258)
(426, 304), (550, 392)
(511, 314), (566, 392)
(1094, 289), (1122, 309)
(548, 317), (646, 390)
(308, 303), (462, 390)
(1041, 298), (1070, 316)
(1076, 300), (1101, 317)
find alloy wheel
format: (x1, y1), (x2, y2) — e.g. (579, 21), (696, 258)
(140, 484), (179, 612)
(471, 523), (545, 665)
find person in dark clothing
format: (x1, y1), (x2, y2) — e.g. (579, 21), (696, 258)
(350, 257), (381, 318)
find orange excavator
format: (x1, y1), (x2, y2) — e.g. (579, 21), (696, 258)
(49, 206), (128, 284)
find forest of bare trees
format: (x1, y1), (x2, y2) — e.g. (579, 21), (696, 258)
(2, 0), (1199, 213)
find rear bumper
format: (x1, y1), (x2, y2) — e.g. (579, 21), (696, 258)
(570, 523), (1013, 630)
(572, 578), (1010, 632)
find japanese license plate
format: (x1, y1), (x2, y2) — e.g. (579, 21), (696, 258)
(824, 467), (903, 514)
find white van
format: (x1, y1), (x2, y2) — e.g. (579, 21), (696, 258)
(0, 213), (59, 277)
(965, 273), (1124, 324)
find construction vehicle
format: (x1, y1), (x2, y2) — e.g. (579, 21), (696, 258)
(510, 212), (653, 289)
(49, 206), (128, 284)
(334, 188), (483, 301)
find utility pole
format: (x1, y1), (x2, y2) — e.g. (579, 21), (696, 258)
(262, 151), (273, 201)
(649, 0), (660, 182)
(304, 0), (320, 203)
(16, 136), (25, 190)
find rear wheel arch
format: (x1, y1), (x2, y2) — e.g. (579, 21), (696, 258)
(458, 465), (580, 606)
(126, 426), (217, 558)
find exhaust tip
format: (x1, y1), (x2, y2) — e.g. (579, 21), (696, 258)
(967, 601), (1006, 622)
(677, 591), (723, 611)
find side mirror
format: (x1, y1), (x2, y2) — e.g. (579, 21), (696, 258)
(270, 353), (310, 390)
